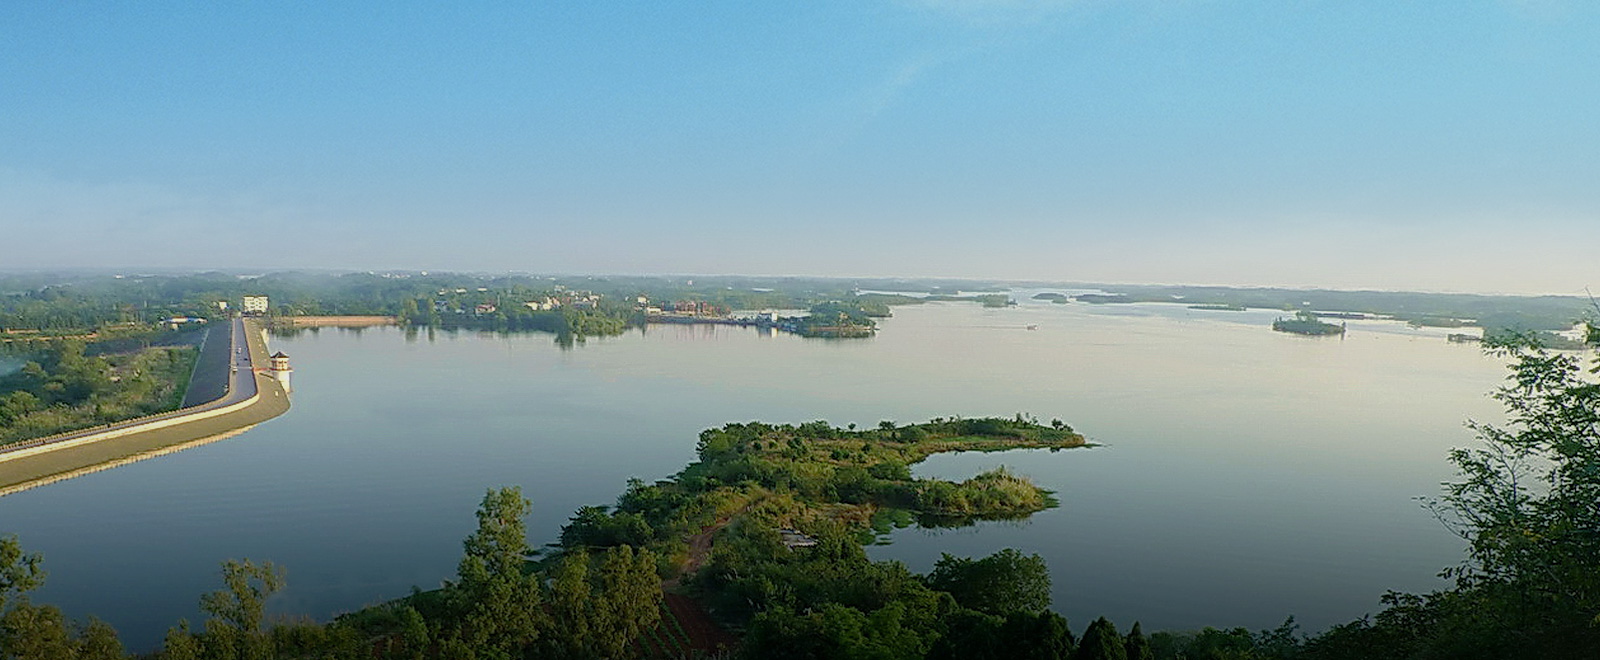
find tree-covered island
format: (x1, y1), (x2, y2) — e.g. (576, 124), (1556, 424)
(1271, 311), (1346, 336)
(782, 302), (881, 338)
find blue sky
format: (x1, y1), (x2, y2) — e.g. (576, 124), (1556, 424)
(2, 1), (1596, 294)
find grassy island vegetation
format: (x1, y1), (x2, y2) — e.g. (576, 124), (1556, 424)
(612, 415), (1083, 534)
(558, 416), (1085, 569)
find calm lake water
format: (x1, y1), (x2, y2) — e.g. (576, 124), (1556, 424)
(0, 296), (1508, 649)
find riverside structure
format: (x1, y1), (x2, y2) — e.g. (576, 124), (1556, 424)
(0, 317), (292, 495)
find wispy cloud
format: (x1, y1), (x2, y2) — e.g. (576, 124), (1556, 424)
(864, 55), (941, 118)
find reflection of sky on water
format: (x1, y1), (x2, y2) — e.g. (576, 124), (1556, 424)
(0, 299), (1508, 648)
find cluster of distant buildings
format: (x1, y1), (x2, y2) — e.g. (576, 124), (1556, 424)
(161, 295), (269, 330)
(425, 286), (608, 318)
(519, 289), (602, 312)
(224, 289), (772, 327)
(650, 299), (727, 317)
(431, 289), (741, 320)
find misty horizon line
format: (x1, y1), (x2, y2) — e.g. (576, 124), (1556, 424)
(1, 266), (1592, 300)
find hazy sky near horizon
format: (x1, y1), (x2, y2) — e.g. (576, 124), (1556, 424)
(3, 2), (1597, 294)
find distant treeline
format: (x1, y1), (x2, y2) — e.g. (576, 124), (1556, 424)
(0, 272), (1015, 340)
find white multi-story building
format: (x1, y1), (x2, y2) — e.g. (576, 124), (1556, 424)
(242, 295), (269, 315)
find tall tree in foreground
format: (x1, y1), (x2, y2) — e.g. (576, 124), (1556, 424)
(1124, 621), (1152, 660)
(0, 601), (77, 660)
(1075, 616), (1126, 660)
(1306, 324), (1600, 659)
(0, 536), (128, 660)
(198, 559), (285, 660)
(450, 486), (547, 654)
(1424, 329), (1600, 656)
(77, 618), (126, 660)
(542, 545), (661, 660)
(0, 535), (44, 612)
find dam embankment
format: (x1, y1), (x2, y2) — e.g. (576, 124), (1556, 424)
(0, 318), (290, 494)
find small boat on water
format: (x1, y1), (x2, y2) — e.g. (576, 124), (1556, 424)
(1026, 324), (1038, 330)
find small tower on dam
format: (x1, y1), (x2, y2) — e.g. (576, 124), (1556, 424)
(269, 351), (293, 394)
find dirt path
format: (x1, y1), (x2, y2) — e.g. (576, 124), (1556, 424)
(662, 517), (730, 590)
(652, 511), (748, 657)
(681, 523), (719, 575)
(662, 500), (758, 590)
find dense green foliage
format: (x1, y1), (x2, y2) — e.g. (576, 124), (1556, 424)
(926, 549), (1052, 616)
(850, 294), (920, 314)
(691, 508), (1094, 660)
(546, 418), (1096, 658)
(1, 489), (664, 660)
(1076, 617), (1126, 660)
(0, 341), (198, 445)
(792, 302), (879, 337)
(0, 536), (45, 612)
(681, 417), (1079, 519)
